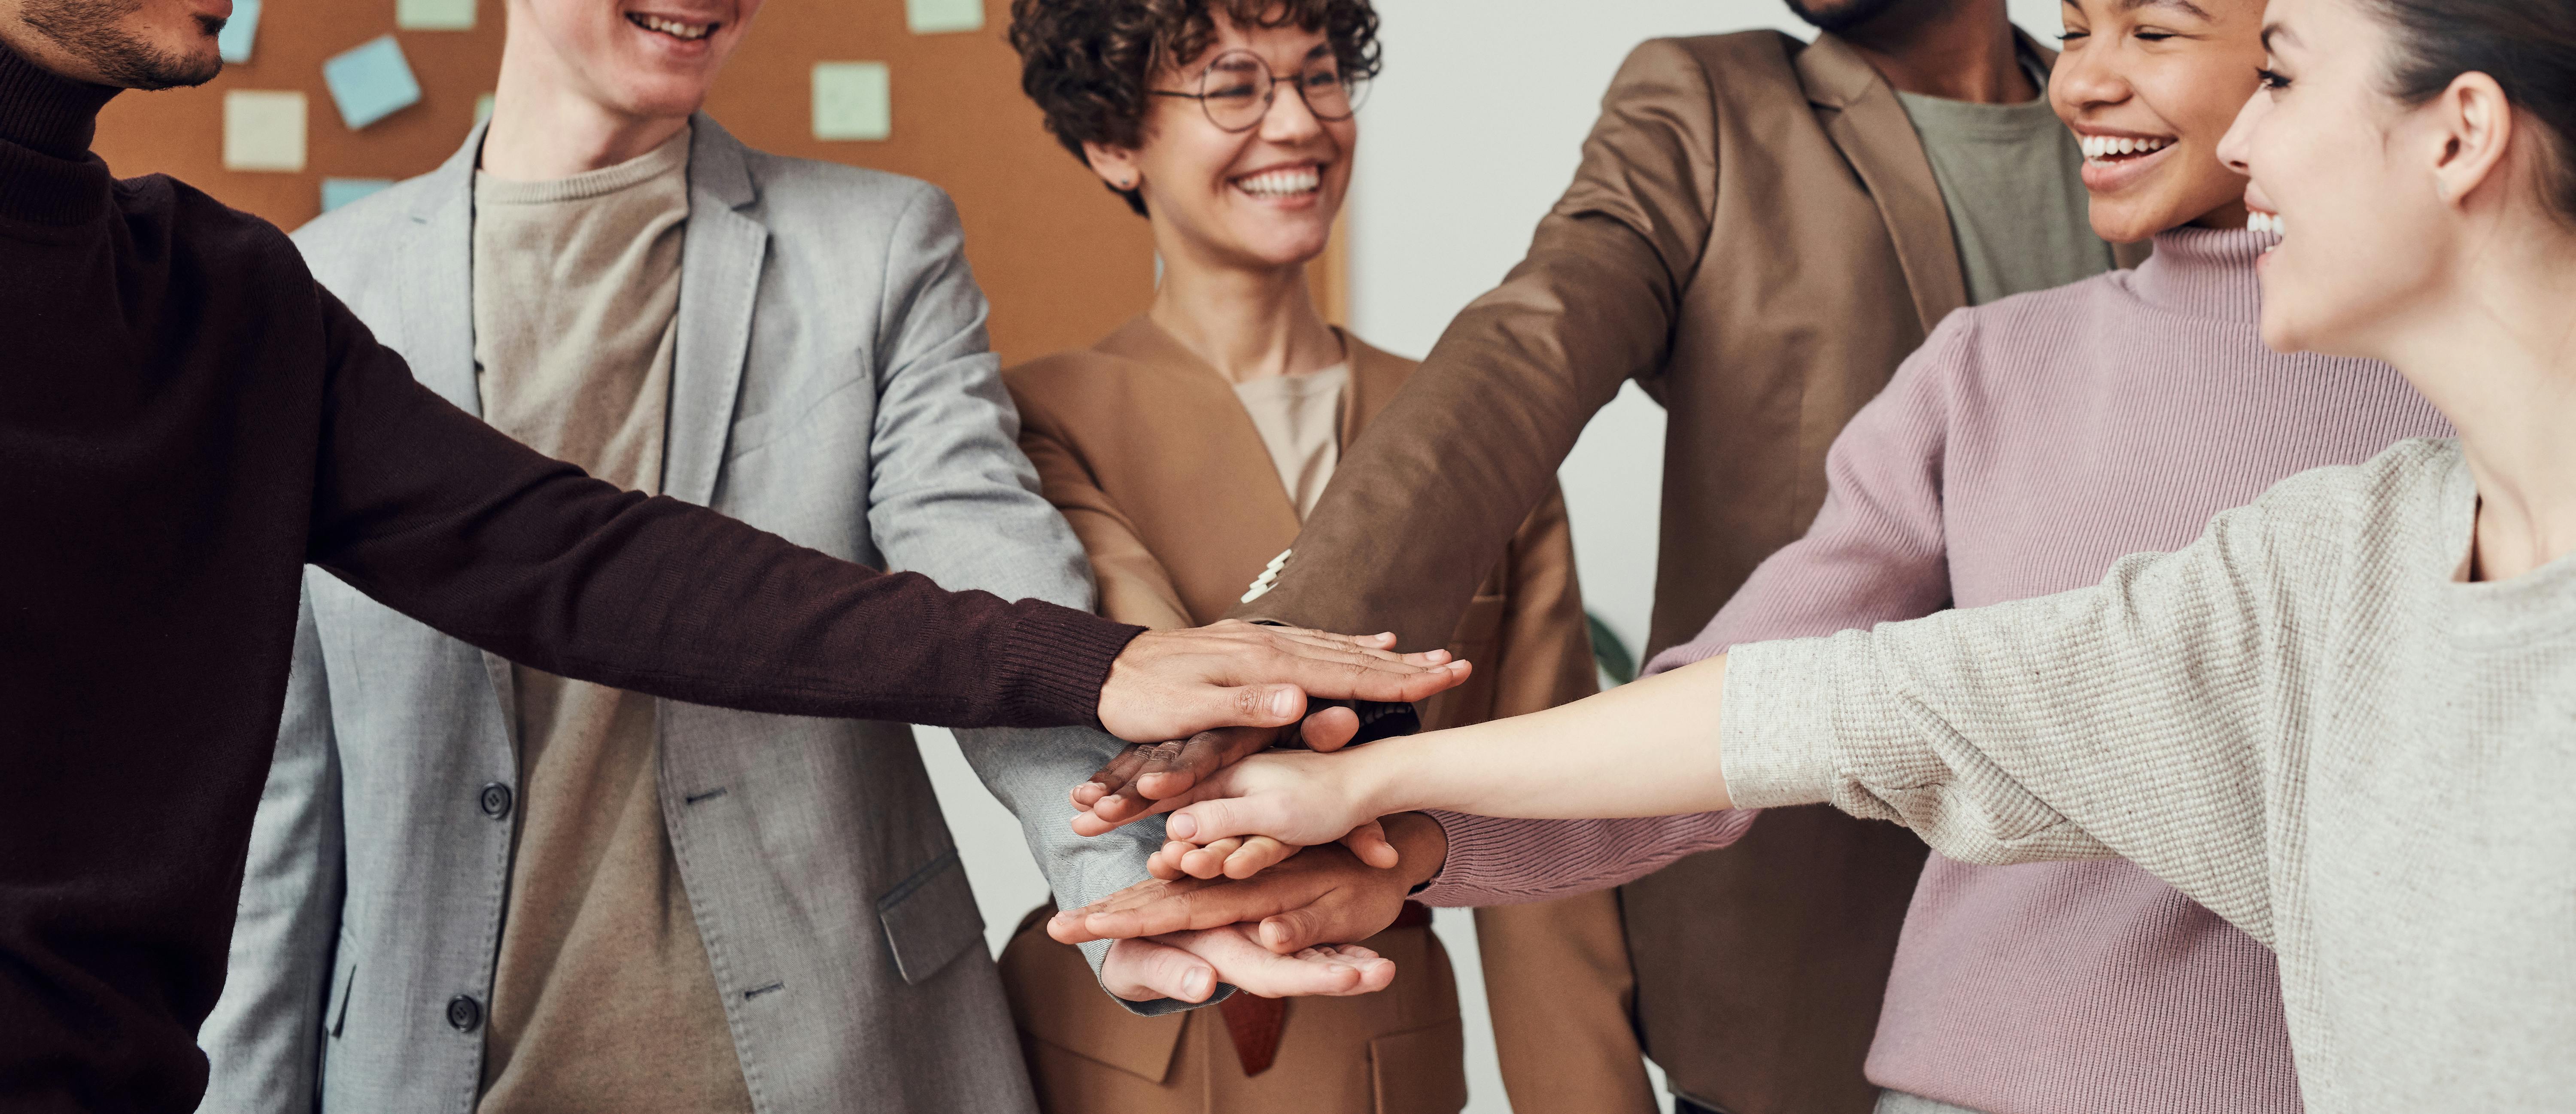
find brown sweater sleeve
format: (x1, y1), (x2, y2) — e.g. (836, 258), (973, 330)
(299, 288), (1142, 728)
(1229, 39), (1722, 649)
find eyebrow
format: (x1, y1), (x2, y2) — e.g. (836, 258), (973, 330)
(2260, 21), (2301, 50)
(2119, 0), (2215, 17)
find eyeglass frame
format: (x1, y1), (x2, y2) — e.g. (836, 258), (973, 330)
(1145, 48), (1368, 133)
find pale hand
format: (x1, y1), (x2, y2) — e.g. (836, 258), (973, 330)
(1093, 621), (1469, 744)
(1082, 748), (1384, 853)
(1057, 814), (1447, 954)
(1099, 921), (1395, 1002)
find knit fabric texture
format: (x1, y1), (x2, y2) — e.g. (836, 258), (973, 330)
(1722, 438), (2576, 1114)
(1422, 230), (2448, 1114)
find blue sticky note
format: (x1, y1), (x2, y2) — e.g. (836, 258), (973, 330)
(217, 0), (260, 64)
(322, 35), (423, 131)
(321, 178), (394, 212)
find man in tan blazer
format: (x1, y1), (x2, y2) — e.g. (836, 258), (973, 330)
(1063, 0), (2148, 1111)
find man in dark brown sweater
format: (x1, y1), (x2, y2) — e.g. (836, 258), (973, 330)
(0, 3), (1464, 1111)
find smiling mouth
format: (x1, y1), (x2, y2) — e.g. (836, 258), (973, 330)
(628, 12), (716, 41)
(2246, 208), (2286, 245)
(1233, 165), (1322, 200)
(2078, 134), (2175, 164)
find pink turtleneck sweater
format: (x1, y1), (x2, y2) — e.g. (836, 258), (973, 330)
(1416, 229), (2449, 1114)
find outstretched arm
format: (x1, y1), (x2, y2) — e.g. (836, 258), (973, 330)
(298, 285), (1464, 740)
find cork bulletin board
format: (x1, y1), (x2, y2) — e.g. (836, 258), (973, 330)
(90, 0), (1350, 364)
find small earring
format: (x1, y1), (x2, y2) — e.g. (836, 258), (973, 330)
(1122, 178), (1136, 189)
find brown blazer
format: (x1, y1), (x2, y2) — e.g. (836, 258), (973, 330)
(1225, 30), (2140, 1114)
(998, 317), (1601, 1113)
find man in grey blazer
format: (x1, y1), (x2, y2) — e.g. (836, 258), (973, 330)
(196, 3), (1399, 1111)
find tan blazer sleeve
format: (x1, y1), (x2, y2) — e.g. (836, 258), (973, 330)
(1015, 406), (1197, 632)
(1230, 39), (1721, 649)
(1488, 485), (1601, 719)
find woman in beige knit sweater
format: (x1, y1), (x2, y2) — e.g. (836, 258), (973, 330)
(1075, 0), (2576, 1110)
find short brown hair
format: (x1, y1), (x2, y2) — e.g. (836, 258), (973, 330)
(1008, 0), (1383, 215)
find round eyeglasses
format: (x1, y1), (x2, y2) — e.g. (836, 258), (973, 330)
(1148, 49), (1369, 133)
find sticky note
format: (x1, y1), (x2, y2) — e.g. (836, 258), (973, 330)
(396, 0), (476, 30)
(906, 0), (983, 34)
(812, 62), (891, 141)
(322, 35), (423, 131)
(474, 92), (495, 126)
(222, 89), (306, 172)
(321, 178), (395, 212)
(216, 0), (260, 64)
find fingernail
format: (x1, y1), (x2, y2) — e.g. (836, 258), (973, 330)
(1268, 688), (1297, 718)
(1186, 970), (1213, 999)
(1169, 814), (1197, 840)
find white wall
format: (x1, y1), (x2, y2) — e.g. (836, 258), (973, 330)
(921, 2), (2073, 1111)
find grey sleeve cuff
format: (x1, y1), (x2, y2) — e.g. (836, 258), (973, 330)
(1717, 633), (1868, 810)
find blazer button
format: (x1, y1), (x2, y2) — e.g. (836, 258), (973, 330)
(446, 995), (483, 1032)
(478, 783), (513, 820)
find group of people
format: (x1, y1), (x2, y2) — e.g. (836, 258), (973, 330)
(0, 0), (2566, 1111)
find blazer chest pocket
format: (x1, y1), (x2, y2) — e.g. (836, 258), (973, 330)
(876, 848), (984, 986)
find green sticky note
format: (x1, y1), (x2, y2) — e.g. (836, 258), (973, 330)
(223, 89), (307, 172)
(396, 0), (475, 29)
(474, 92), (495, 126)
(812, 62), (891, 141)
(906, 0), (983, 34)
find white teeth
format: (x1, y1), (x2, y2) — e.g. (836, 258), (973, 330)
(1234, 167), (1321, 197)
(2081, 134), (2173, 161)
(2246, 211), (2286, 237)
(630, 13), (712, 39)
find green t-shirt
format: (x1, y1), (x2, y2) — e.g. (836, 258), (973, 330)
(1898, 63), (2113, 306)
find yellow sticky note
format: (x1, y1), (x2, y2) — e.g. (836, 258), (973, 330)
(223, 90), (307, 172)
(396, 0), (475, 30)
(906, 0), (983, 34)
(812, 62), (890, 141)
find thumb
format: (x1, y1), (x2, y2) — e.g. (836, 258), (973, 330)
(1165, 796), (1270, 844)
(1102, 938), (1219, 1003)
(1258, 906), (1331, 954)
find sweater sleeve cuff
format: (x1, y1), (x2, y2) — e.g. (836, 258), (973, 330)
(1718, 634), (1860, 810)
(993, 601), (1146, 728)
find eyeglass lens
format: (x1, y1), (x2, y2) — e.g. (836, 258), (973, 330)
(1198, 50), (1363, 131)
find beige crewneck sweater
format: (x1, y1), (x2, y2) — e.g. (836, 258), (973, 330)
(1722, 438), (2576, 1114)
(468, 126), (753, 1114)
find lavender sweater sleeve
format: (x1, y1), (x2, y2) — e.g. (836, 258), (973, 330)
(1417, 315), (1972, 906)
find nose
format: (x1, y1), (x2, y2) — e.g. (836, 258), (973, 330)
(2052, 39), (2131, 112)
(1258, 76), (1326, 143)
(2217, 90), (2266, 176)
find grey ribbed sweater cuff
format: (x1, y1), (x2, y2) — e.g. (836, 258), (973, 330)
(1719, 633), (1863, 810)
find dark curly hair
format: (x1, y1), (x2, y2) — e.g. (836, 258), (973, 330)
(1009, 0), (1383, 216)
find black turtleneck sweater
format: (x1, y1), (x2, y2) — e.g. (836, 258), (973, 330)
(0, 47), (1141, 1113)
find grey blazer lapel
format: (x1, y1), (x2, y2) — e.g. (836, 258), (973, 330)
(664, 115), (769, 506)
(400, 121), (519, 737)
(398, 121), (486, 416)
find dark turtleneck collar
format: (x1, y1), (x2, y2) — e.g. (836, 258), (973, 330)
(0, 39), (122, 226)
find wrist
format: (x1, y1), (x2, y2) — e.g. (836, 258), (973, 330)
(1348, 736), (1427, 820)
(1381, 811), (1448, 890)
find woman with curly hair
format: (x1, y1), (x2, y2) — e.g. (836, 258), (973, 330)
(993, 2), (1649, 1112)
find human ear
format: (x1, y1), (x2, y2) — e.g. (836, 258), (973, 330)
(2427, 72), (2513, 207)
(1082, 141), (1143, 194)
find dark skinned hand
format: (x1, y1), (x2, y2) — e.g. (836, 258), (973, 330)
(1049, 813), (1449, 955)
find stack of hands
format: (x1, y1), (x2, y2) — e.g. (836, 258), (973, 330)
(1068, 626), (1476, 1005)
